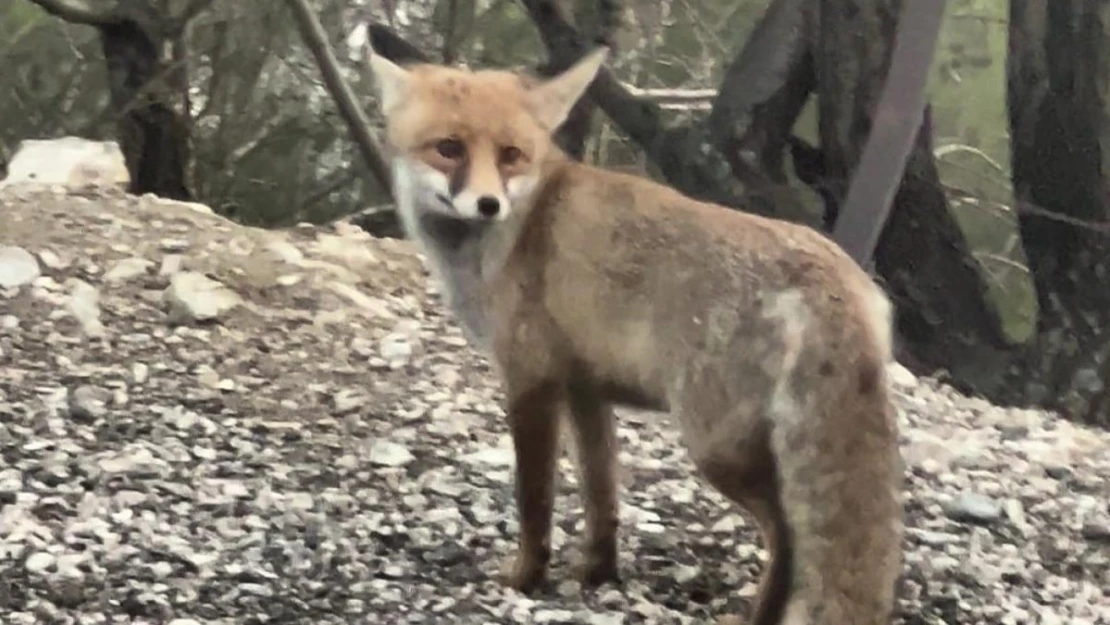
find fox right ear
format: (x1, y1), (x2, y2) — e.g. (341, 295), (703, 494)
(367, 44), (411, 112)
(528, 47), (609, 131)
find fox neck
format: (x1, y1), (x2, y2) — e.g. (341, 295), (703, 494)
(391, 156), (557, 349)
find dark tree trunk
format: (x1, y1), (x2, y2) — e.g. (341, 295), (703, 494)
(814, 0), (1013, 387)
(99, 18), (192, 201)
(1003, 0), (1110, 427)
(26, 0), (202, 201)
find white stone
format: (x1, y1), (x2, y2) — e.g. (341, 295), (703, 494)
(1, 136), (129, 190)
(162, 271), (241, 323)
(0, 246), (40, 288)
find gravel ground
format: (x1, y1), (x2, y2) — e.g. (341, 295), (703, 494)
(1, 187), (1108, 625)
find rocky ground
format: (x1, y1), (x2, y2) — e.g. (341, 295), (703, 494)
(1, 185), (1108, 625)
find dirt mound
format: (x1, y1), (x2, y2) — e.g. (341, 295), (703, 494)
(1, 186), (1107, 624)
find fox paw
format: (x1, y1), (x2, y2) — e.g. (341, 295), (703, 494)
(575, 553), (619, 587)
(499, 553), (547, 594)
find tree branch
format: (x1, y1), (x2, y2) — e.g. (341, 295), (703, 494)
(25, 0), (117, 26)
(284, 0), (392, 191)
(169, 0), (217, 34)
(520, 0), (814, 220)
(518, 0), (668, 154)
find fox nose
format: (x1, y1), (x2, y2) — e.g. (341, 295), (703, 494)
(476, 195), (501, 217)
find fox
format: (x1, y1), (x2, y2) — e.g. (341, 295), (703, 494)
(366, 44), (904, 625)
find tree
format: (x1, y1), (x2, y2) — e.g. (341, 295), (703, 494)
(24, 0), (214, 200)
(809, 0), (1013, 389)
(1002, 0), (1110, 424)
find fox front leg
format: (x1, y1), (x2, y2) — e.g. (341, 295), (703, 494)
(499, 382), (562, 593)
(566, 379), (621, 586)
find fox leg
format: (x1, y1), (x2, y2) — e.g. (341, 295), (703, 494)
(713, 483), (792, 625)
(696, 438), (793, 625)
(565, 379), (621, 586)
(499, 382), (562, 593)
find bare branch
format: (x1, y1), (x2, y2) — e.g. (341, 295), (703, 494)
(284, 0), (392, 190)
(625, 85), (714, 110)
(517, 0), (671, 159)
(25, 0), (117, 26)
(226, 114), (287, 166)
(518, 0), (810, 218)
(624, 86), (716, 100)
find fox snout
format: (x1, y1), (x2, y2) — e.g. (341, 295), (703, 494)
(446, 188), (509, 220)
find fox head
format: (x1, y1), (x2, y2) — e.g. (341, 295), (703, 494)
(367, 46), (608, 222)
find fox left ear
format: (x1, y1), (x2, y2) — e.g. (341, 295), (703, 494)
(528, 47), (609, 130)
(367, 43), (412, 112)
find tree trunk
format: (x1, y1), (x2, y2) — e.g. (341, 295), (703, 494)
(708, 0), (817, 223)
(1003, 0), (1110, 427)
(814, 0), (1013, 387)
(99, 18), (192, 200)
(26, 0), (202, 201)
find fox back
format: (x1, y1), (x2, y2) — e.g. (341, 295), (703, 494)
(369, 47), (903, 625)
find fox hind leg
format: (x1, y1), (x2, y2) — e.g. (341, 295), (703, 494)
(696, 441), (793, 625)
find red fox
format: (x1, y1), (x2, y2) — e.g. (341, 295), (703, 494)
(367, 45), (903, 625)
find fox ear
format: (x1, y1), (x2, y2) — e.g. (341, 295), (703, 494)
(367, 43), (412, 112)
(528, 47), (609, 130)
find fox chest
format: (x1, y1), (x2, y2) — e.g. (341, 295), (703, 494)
(427, 249), (493, 347)
(410, 222), (496, 349)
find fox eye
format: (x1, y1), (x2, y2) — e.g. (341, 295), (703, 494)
(500, 145), (524, 165)
(435, 138), (465, 160)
